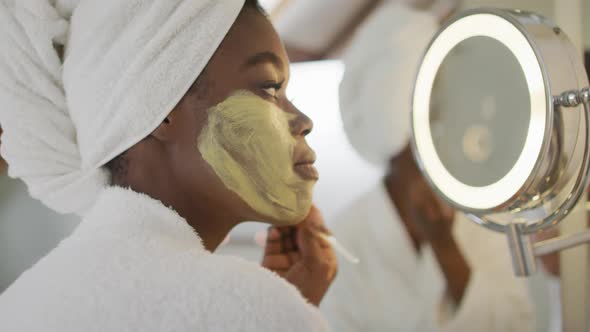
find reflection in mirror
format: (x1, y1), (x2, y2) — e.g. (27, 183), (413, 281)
(410, 7), (590, 331)
(430, 36), (531, 187)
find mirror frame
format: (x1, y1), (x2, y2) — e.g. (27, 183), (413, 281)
(411, 8), (590, 233)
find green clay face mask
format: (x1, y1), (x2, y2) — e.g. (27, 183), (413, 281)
(198, 91), (315, 224)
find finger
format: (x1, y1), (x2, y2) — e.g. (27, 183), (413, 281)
(278, 226), (294, 237)
(297, 221), (324, 261)
(317, 234), (331, 249)
(279, 226), (297, 253)
(283, 236), (295, 251)
(300, 205), (330, 235)
(264, 241), (282, 256)
(263, 227), (282, 256)
(296, 206), (334, 262)
(261, 254), (291, 270)
(272, 269), (288, 278)
(268, 226), (281, 240)
(290, 227), (299, 251)
(288, 251), (301, 264)
(315, 224), (330, 236)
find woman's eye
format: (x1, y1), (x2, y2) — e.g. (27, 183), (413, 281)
(262, 86), (279, 98)
(261, 81), (283, 99)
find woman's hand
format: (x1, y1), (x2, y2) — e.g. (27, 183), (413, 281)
(261, 205), (338, 306)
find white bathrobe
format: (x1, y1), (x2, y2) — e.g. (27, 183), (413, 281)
(0, 187), (328, 332)
(321, 184), (533, 331)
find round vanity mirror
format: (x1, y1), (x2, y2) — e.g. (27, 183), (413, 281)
(411, 8), (590, 234)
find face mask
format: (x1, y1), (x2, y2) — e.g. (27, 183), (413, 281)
(198, 91), (315, 224)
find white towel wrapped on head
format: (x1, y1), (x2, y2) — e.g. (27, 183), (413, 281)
(339, 2), (439, 168)
(0, 0), (244, 215)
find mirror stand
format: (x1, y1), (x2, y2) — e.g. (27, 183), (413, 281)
(507, 87), (590, 277)
(508, 222), (590, 276)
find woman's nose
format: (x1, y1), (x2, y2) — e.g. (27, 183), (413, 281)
(289, 105), (313, 137)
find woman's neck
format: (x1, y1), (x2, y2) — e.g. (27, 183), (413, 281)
(111, 159), (243, 252)
(169, 193), (240, 252)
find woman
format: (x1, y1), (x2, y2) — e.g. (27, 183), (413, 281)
(0, 0), (336, 330)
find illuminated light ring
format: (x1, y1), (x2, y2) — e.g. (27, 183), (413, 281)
(412, 14), (546, 210)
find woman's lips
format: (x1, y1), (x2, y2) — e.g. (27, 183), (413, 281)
(294, 162), (319, 181)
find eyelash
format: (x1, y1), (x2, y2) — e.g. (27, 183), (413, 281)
(261, 81), (284, 99)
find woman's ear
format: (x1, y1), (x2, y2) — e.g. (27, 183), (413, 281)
(151, 108), (180, 142)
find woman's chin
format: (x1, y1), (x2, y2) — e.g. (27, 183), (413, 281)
(260, 203), (312, 226)
(283, 203), (313, 225)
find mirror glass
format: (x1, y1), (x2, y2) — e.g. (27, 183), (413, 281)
(429, 36), (531, 187)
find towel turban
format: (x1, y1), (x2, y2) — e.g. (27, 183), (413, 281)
(339, 2), (438, 168)
(0, 0), (245, 215)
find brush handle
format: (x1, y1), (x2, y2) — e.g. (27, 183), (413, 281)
(317, 233), (360, 264)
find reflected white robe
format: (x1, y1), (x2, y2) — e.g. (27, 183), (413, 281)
(322, 184), (533, 331)
(0, 187), (328, 332)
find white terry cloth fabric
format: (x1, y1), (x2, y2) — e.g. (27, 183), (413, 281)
(275, 0), (369, 53)
(275, 0), (457, 54)
(321, 183), (533, 332)
(0, 187), (329, 331)
(339, 2), (438, 167)
(0, 0), (244, 215)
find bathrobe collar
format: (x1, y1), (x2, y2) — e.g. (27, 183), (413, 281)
(82, 186), (206, 252)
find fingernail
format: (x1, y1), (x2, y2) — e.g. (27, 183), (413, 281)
(268, 228), (280, 239)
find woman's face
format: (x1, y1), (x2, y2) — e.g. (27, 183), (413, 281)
(170, 7), (317, 225)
